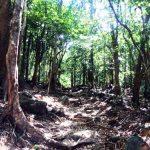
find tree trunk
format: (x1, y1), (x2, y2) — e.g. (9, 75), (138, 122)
(144, 75), (150, 99)
(129, 47), (133, 88)
(32, 60), (40, 84)
(113, 49), (121, 95)
(25, 33), (32, 80)
(0, 0), (11, 86)
(6, 0), (27, 130)
(48, 47), (57, 93)
(32, 38), (41, 84)
(108, 0), (150, 105)
(132, 34), (148, 106)
(132, 54), (142, 106)
(82, 63), (86, 85)
(73, 67), (76, 87)
(109, 59), (114, 85)
(132, 15), (149, 106)
(20, 25), (28, 82)
(48, 73), (56, 92)
(111, 28), (121, 95)
(32, 28), (45, 84)
(71, 70), (74, 88)
(87, 49), (94, 88)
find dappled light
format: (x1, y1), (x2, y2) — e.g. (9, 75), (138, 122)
(0, 0), (149, 149)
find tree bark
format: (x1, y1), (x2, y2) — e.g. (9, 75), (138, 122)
(82, 63), (86, 85)
(32, 27), (45, 84)
(0, 0), (11, 86)
(132, 52), (143, 106)
(48, 47), (57, 93)
(132, 11), (150, 106)
(111, 28), (121, 95)
(32, 37), (41, 84)
(25, 33), (32, 80)
(32, 58), (40, 84)
(87, 49), (94, 88)
(132, 36), (148, 106)
(6, 0), (28, 130)
(20, 25), (28, 82)
(113, 49), (121, 95)
(108, 0), (149, 105)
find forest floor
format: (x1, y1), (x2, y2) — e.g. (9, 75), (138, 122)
(0, 85), (150, 150)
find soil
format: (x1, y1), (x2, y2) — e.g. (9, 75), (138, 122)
(0, 86), (149, 150)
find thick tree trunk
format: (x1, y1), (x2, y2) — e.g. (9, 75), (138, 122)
(48, 73), (56, 92)
(113, 50), (121, 95)
(32, 60), (40, 84)
(6, 0), (28, 130)
(0, 0), (11, 87)
(144, 51), (150, 99)
(144, 75), (150, 99)
(132, 54), (142, 106)
(32, 39), (41, 84)
(132, 37), (148, 106)
(108, 0), (149, 105)
(20, 25), (28, 81)
(48, 48), (57, 93)
(32, 36), (45, 84)
(111, 29), (121, 95)
(132, 23), (149, 106)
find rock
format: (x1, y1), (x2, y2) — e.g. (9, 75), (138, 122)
(108, 119), (119, 127)
(93, 92), (105, 99)
(106, 109), (118, 117)
(68, 98), (81, 107)
(108, 136), (121, 143)
(61, 95), (69, 105)
(62, 130), (96, 147)
(34, 123), (44, 128)
(107, 94), (116, 101)
(71, 90), (83, 97)
(49, 107), (65, 117)
(21, 90), (32, 98)
(20, 99), (47, 115)
(125, 134), (150, 150)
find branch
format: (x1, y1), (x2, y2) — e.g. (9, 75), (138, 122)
(108, 0), (150, 72)
(123, 32), (134, 63)
(108, 0), (140, 51)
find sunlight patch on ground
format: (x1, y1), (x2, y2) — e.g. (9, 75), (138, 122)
(73, 130), (96, 139)
(0, 139), (21, 150)
(43, 132), (53, 139)
(60, 120), (73, 127)
(33, 94), (66, 110)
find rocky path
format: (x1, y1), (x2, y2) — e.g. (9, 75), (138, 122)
(0, 88), (150, 149)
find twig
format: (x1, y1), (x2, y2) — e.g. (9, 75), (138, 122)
(48, 112), (62, 122)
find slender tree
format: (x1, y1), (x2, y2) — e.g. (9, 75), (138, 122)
(108, 0), (150, 106)
(111, 26), (121, 95)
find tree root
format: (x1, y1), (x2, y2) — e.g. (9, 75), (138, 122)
(0, 105), (95, 150)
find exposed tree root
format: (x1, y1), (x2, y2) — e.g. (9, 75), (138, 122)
(1, 105), (95, 150)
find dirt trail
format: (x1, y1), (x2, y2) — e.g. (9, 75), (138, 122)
(0, 89), (150, 149)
